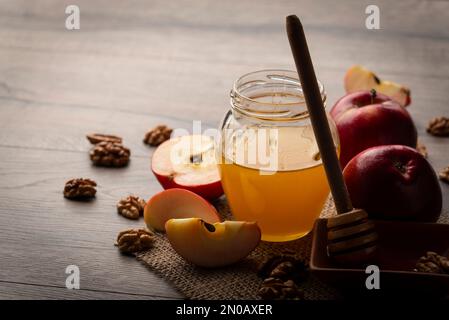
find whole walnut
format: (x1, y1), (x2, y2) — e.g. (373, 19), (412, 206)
(440, 166), (449, 184)
(143, 125), (172, 146)
(257, 252), (308, 300)
(117, 195), (146, 220)
(116, 228), (155, 254)
(427, 117), (449, 137)
(86, 133), (122, 145)
(415, 251), (449, 274)
(90, 141), (130, 167)
(63, 178), (97, 200)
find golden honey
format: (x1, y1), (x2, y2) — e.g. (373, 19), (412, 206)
(218, 125), (332, 241)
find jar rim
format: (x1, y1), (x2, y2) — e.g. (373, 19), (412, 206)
(230, 69), (326, 121)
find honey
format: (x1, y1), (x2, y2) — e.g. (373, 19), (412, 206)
(218, 125), (332, 241)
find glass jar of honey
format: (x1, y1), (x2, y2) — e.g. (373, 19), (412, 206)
(217, 70), (339, 242)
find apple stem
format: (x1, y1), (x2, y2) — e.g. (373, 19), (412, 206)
(393, 160), (406, 174)
(370, 89), (377, 104)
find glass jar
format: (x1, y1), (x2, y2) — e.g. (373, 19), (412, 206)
(217, 69), (339, 242)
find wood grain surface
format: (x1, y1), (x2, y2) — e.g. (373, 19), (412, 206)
(0, 0), (448, 299)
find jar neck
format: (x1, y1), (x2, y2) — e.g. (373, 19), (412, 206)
(230, 69), (326, 123)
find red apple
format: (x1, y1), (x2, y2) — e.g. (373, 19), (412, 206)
(151, 135), (224, 200)
(343, 145), (442, 222)
(330, 90), (417, 167)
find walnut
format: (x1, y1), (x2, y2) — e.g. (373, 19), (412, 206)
(258, 253), (308, 283)
(439, 166), (449, 184)
(86, 133), (122, 145)
(415, 251), (449, 274)
(257, 255), (287, 278)
(258, 286), (278, 300)
(416, 141), (427, 158)
(143, 125), (172, 146)
(63, 178), (97, 200)
(90, 141), (130, 167)
(115, 228), (155, 254)
(258, 277), (304, 300)
(415, 260), (442, 274)
(426, 117), (449, 137)
(270, 261), (295, 279)
(117, 195), (146, 219)
(257, 253), (308, 300)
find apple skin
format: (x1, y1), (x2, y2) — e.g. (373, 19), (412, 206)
(331, 90), (417, 167)
(343, 145), (442, 222)
(152, 172), (224, 201)
(144, 188), (221, 232)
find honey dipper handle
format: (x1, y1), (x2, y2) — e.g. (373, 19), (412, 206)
(286, 15), (353, 214)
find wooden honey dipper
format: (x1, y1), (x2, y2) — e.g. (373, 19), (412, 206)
(286, 15), (378, 264)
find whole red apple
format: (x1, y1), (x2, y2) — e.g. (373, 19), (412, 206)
(330, 90), (417, 167)
(343, 145), (442, 222)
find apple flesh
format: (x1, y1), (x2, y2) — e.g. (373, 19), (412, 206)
(343, 145), (442, 222)
(144, 188), (221, 232)
(151, 135), (224, 200)
(344, 65), (411, 107)
(165, 218), (261, 268)
(330, 90), (417, 168)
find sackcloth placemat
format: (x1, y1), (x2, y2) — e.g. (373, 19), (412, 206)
(136, 196), (449, 300)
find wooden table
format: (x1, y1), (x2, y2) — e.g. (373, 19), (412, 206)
(0, 0), (447, 299)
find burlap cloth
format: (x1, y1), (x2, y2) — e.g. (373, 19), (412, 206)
(137, 196), (449, 300)
(136, 197), (343, 300)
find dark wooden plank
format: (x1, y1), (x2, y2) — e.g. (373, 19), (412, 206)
(0, 146), (181, 298)
(0, 95), (446, 176)
(0, 97), (205, 157)
(0, 0), (448, 124)
(0, 281), (176, 300)
(0, 0), (448, 38)
(0, 245), (179, 299)
(0, 52), (447, 128)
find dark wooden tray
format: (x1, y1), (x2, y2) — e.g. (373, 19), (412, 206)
(310, 219), (449, 298)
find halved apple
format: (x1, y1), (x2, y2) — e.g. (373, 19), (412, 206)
(344, 65), (411, 107)
(166, 218), (261, 268)
(151, 135), (224, 200)
(144, 188), (220, 232)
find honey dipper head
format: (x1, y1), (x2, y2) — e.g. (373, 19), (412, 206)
(326, 209), (378, 265)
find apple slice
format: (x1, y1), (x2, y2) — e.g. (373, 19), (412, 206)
(166, 218), (261, 268)
(144, 188), (220, 232)
(375, 81), (411, 107)
(151, 135), (224, 200)
(344, 65), (411, 107)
